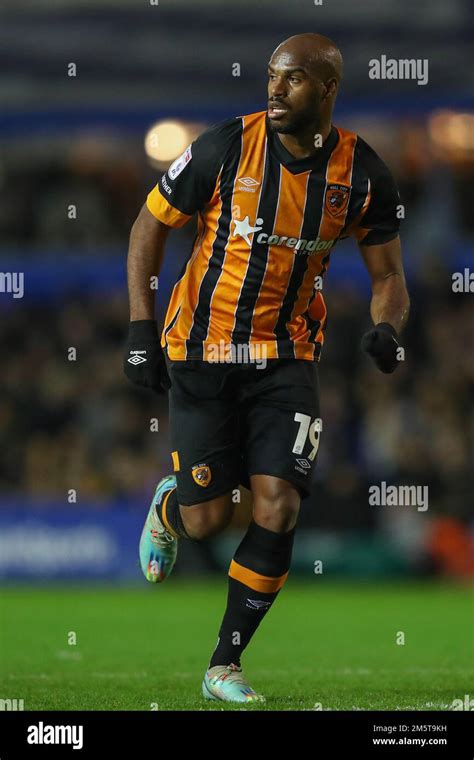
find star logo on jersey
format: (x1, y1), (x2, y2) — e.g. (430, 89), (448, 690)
(325, 184), (350, 217)
(232, 215), (264, 246)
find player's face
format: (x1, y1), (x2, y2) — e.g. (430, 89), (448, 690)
(267, 52), (325, 135)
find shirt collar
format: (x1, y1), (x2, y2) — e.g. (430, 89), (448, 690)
(267, 120), (339, 175)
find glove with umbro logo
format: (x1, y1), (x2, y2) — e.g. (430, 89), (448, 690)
(123, 320), (171, 393)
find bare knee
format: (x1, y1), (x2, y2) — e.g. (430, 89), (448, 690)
(251, 475), (301, 533)
(181, 493), (234, 540)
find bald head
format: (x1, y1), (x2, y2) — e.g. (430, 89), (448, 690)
(267, 33), (343, 137)
(272, 33), (343, 84)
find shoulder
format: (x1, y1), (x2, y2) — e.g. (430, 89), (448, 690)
(192, 116), (243, 160)
(353, 135), (396, 185)
(166, 117), (242, 188)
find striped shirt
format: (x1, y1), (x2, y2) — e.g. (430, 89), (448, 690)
(146, 111), (400, 361)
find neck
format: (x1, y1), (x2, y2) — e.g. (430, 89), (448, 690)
(276, 120), (332, 160)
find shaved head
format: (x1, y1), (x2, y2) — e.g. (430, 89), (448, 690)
(272, 33), (343, 84)
(267, 33), (343, 139)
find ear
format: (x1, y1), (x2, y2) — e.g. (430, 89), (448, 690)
(323, 78), (338, 99)
(325, 77), (339, 97)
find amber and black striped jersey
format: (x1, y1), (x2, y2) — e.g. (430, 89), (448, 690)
(146, 110), (400, 362)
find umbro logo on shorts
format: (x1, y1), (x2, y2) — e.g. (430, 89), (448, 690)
(296, 459), (311, 468)
(295, 458), (311, 476)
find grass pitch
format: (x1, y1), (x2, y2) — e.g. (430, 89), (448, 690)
(1, 580), (472, 711)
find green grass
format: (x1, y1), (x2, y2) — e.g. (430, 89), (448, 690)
(1, 580), (472, 711)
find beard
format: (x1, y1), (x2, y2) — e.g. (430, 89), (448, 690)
(266, 103), (323, 136)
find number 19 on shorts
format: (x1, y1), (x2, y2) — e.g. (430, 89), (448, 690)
(292, 414), (322, 461)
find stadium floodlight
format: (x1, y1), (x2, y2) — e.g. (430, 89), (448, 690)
(144, 120), (191, 164)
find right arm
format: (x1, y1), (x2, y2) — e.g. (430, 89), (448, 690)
(123, 204), (173, 393)
(127, 116), (240, 322)
(124, 118), (238, 391)
(127, 204), (172, 321)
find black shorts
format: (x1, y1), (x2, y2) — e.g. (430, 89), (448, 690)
(165, 356), (321, 505)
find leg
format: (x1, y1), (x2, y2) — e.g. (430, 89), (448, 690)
(251, 474), (301, 532)
(204, 359), (320, 700)
(165, 358), (241, 539)
(207, 474), (300, 669)
(140, 359), (241, 581)
(163, 490), (235, 541)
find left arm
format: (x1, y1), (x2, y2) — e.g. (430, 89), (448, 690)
(358, 234), (410, 334)
(358, 235), (410, 373)
(350, 137), (410, 372)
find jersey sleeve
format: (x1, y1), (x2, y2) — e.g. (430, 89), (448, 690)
(146, 117), (240, 228)
(351, 138), (401, 246)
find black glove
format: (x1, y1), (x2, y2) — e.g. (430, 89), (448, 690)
(123, 320), (171, 393)
(361, 322), (400, 374)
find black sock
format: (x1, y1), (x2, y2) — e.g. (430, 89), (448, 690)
(156, 485), (191, 539)
(208, 519), (295, 668)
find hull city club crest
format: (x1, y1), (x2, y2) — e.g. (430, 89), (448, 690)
(191, 463), (212, 487)
(325, 184), (350, 217)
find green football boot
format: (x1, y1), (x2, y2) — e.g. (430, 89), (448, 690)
(202, 663), (266, 704)
(139, 475), (178, 583)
